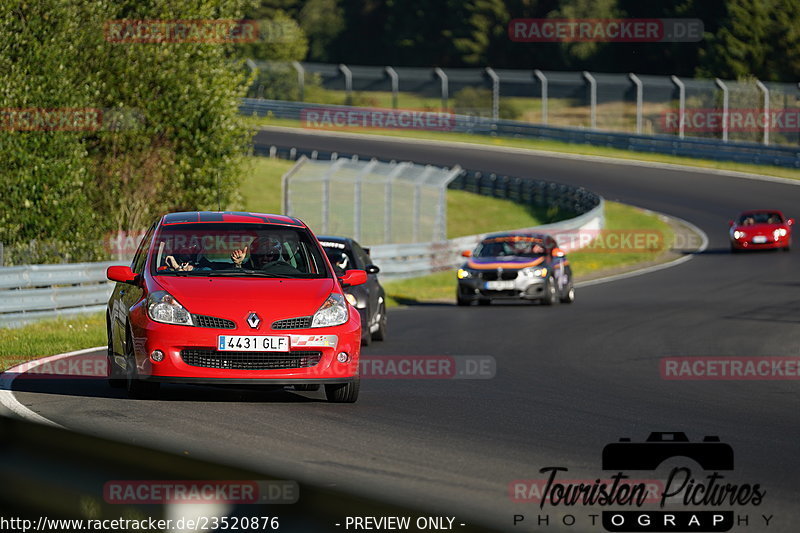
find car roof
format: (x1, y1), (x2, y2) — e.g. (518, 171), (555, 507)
(160, 211), (305, 227)
(481, 231), (549, 242)
(738, 209), (783, 216)
(316, 235), (351, 245)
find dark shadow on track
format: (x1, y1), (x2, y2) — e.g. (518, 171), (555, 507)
(10, 377), (323, 403)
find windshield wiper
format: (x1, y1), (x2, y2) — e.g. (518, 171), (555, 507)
(205, 270), (297, 278)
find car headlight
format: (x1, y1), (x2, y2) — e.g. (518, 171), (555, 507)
(147, 291), (193, 326)
(345, 293), (358, 306)
(775, 228), (787, 238)
(519, 267), (548, 278)
(457, 268), (472, 279)
(311, 293), (348, 328)
(733, 231), (745, 239)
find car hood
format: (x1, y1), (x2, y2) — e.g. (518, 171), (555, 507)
(465, 255), (546, 270)
(151, 276), (337, 319)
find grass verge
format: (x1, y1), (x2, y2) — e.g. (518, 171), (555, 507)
(247, 116), (800, 181)
(0, 313), (106, 371)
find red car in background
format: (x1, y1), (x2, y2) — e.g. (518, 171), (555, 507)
(106, 211), (366, 402)
(729, 210), (793, 252)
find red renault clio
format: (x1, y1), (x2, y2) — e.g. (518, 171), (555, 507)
(106, 212), (366, 402)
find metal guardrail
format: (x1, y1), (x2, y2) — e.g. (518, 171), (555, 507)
(0, 262), (119, 328)
(0, 143), (603, 326)
(242, 98), (800, 168)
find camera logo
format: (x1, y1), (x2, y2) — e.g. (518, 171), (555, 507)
(602, 432), (734, 472)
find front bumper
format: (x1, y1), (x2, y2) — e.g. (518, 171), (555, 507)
(458, 276), (546, 301)
(731, 235), (790, 250)
(130, 314), (361, 384)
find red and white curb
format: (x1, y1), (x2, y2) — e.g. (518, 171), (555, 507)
(0, 346), (105, 427)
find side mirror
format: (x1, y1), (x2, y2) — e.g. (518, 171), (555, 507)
(788, 218), (794, 226)
(362, 247), (371, 256)
(366, 264), (380, 274)
(340, 269), (367, 287)
(728, 220), (735, 227)
(107, 265), (138, 284)
(461, 250), (472, 258)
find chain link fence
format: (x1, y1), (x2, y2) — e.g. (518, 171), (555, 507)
(249, 61), (800, 147)
(282, 156), (461, 245)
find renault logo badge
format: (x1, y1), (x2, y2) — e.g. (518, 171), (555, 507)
(246, 312), (261, 329)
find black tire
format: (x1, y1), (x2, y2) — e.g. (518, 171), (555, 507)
(456, 293), (470, 306)
(106, 319), (125, 388)
(783, 245), (791, 252)
(541, 278), (558, 306)
(325, 379), (359, 403)
(730, 244), (740, 253)
(371, 302), (387, 341)
(560, 284), (576, 304)
(125, 329), (160, 400)
(294, 384), (320, 392)
(477, 298), (491, 306)
(360, 326), (371, 346)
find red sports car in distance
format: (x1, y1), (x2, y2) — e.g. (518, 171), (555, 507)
(729, 210), (793, 252)
(106, 211), (367, 402)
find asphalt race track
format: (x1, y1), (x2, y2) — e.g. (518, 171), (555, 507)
(8, 129), (800, 532)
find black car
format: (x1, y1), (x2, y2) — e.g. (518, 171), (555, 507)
(318, 236), (387, 345)
(456, 232), (575, 306)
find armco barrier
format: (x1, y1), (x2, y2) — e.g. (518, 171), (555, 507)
(241, 98), (800, 168)
(0, 262), (119, 328)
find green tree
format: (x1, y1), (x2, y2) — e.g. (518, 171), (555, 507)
(0, 0), (254, 264)
(299, 0), (345, 62)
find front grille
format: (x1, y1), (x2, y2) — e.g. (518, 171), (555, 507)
(272, 316), (312, 329)
(181, 349), (321, 370)
(193, 314), (236, 329)
(480, 270), (518, 281)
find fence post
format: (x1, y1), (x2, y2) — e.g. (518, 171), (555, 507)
(339, 63), (353, 105)
(671, 75), (686, 139)
(486, 67), (500, 122)
(384, 162), (411, 244)
(755, 79), (770, 145)
(534, 69), (548, 125)
(582, 71), (597, 129)
(434, 68), (448, 110)
(385, 66), (399, 109)
(715, 78), (729, 142)
(292, 61), (305, 101)
(353, 160), (378, 242)
(628, 73), (643, 134)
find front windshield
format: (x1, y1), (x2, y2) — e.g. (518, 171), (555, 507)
(474, 236), (546, 258)
(150, 222), (329, 278)
(737, 212), (783, 225)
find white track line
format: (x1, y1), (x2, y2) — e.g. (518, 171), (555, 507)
(261, 125), (800, 187)
(0, 346), (105, 427)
